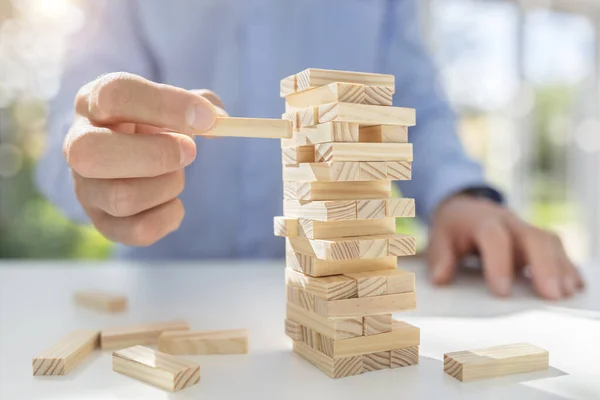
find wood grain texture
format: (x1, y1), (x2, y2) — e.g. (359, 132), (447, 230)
(386, 161), (412, 180)
(73, 290), (127, 313)
(285, 268), (357, 300)
(365, 233), (417, 257)
(292, 68), (395, 95)
(283, 161), (411, 182)
(158, 329), (248, 355)
(288, 122), (359, 146)
(197, 117), (292, 138)
(284, 181), (392, 201)
(314, 143), (413, 163)
(281, 145), (315, 165)
(363, 351), (391, 371)
(285, 83), (366, 112)
(112, 345), (200, 392)
(100, 320), (190, 350)
(444, 343), (549, 382)
(359, 125), (408, 143)
(284, 200), (356, 221)
(287, 302), (363, 339)
(363, 314), (393, 335)
(280, 74), (296, 97)
(345, 269), (415, 297)
(344, 272), (387, 297)
(386, 198), (415, 217)
(391, 346), (419, 368)
(315, 103), (415, 127)
(33, 330), (99, 376)
(281, 111), (298, 131)
(298, 217), (396, 239)
(293, 341), (363, 379)
(273, 216), (299, 237)
(285, 319), (304, 341)
(286, 251), (397, 277)
(364, 86), (394, 106)
(357, 199), (386, 220)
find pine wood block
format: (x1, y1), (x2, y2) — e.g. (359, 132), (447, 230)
(386, 161), (412, 180)
(100, 319), (190, 350)
(344, 272), (387, 297)
(198, 117), (292, 138)
(359, 162), (387, 180)
(112, 345), (200, 392)
(365, 233), (417, 256)
(281, 111), (298, 130)
(33, 330), (99, 376)
(363, 314), (393, 335)
(391, 346), (419, 368)
(285, 268), (358, 300)
(286, 251), (397, 277)
(298, 217), (396, 239)
(363, 351), (391, 371)
(364, 86), (394, 106)
(284, 180), (392, 201)
(285, 319), (304, 341)
(293, 341), (363, 379)
(444, 343), (549, 382)
(314, 143), (413, 163)
(287, 302), (363, 339)
(285, 83), (366, 112)
(157, 329), (248, 355)
(280, 75), (296, 97)
(292, 68), (395, 95)
(73, 290), (127, 313)
(274, 216), (299, 237)
(357, 199), (386, 220)
(282, 161), (411, 182)
(359, 125), (408, 143)
(286, 122), (359, 146)
(315, 103), (415, 128)
(283, 200), (356, 221)
(298, 107), (316, 128)
(281, 145), (315, 165)
(346, 269), (415, 296)
(386, 198), (415, 217)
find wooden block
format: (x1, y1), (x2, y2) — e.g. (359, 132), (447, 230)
(283, 200), (356, 221)
(315, 103), (415, 127)
(100, 319), (190, 350)
(363, 314), (393, 335)
(391, 346), (419, 368)
(287, 302), (363, 339)
(365, 233), (417, 256)
(357, 199), (386, 220)
(112, 345), (200, 392)
(386, 198), (415, 217)
(359, 162), (387, 180)
(281, 111), (298, 130)
(298, 217), (396, 239)
(283, 161), (411, 182)
(285, 268), (357, 300)
(197, 117), (292, 138)
(286, 251), (397, 277)
(346, 269), (415, 296)
(284, 181), (392, 201)
(386, 161), (412, 180)
(298, 106), (316, 127)
(359, 125), (408, 143)
(314, 143), (413, 163)
(444, 343), (549, 382)
(285, 83), (365, 112)
(293, 68), (395, 95)
(290, 122), (359, 146)
(364, 86), (394, 106)
(33, 330), (99, 376)
(280, 74), (296, 97)
(285, 319), (304, 341)
(158, 329), (247, 355)
(363, 351), (391, 371)
(315, 292), (416, 319)
(293, 341), (363, 379)
(273, 216), (299, 237)
(281, 145), (315, 165)
(73, 290), (127, 313)
(345, 272), (387, 297)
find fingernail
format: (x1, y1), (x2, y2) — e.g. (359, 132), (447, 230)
(186, 102), (216, 132)
(545, 279), (562, 300)
(495, 278), (512, 297)
(179, 138), (196, 167)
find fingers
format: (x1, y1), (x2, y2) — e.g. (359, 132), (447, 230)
(191, 89), (225, 109)
(427, 228), (458, 285)
(73, 170), (184, 218)
(75, 72), (217, 133)
(473, 219), (514, 297)
(88, 198), (185, 247)
(64, 118), (196, 178)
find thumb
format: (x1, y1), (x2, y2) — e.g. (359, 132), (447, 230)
(190, 89), (228, 117)
(427, 228), (458, 285)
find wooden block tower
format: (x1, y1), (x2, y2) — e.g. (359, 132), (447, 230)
(274, 68), (420, 378)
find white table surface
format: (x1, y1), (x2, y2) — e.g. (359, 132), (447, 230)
(1, 258), (599, 400)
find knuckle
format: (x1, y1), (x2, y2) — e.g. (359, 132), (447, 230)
(90, 72), (137, 122)
(64, 129), (100, 177)
(129, 216), (163, 247)
(476, 219), (509, 242)
(150, 135), (181, 175)
(106, 179), (138, 217)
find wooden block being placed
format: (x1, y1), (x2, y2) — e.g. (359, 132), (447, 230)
(386, 198), (415, 218)
(112, 345), (200, 392)
(100, 319), (190, 350)
(391, 346), (419, 368)
(287, 302), (363, 339)
(33, 330), (99, 376)
(357, 199), (386, 220)
(274, 216), (299, 237)
(315, 103), (415, 127)
(293, 68), (395, 95)
(314, 143), (413, 163)
(198, 117), (292, 139)
(284, 200), (356, 221)
(285, 319), (304, 341)
(285, 83), (365, 112)
(359, 125), (408, 143)
(285, 268), (358, 300)
(289, 122), (359, 146)
(284, 180), (392, 201)
(293, 341), (363, 379)
(281, 112), (298, 130)
(363, 314), (393, 335)
(73, 290), (127, 313)
(364, 86), (394, 106)
(298, 217), (396, 239)
(286, 251), (397, 277)
(281, 145), (315, 165)
(444, 343), (549, 382)
(363, 351), (391, 371)
(158, 329), (248, 355)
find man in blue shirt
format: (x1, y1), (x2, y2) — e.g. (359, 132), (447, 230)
(36, 0), (583, 299)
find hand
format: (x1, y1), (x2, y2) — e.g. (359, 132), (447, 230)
(427, 194), (584, 299)
(64, 72), (224, 246)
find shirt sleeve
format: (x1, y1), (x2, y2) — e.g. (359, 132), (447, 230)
(379, 0), (501, 223)
(35, 0), (156, 223)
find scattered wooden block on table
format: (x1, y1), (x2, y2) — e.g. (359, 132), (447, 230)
(112, 345), (200, 392)
(298, 217), (396, 239)
(313, 103), (415, 127)
(73, 290), (127, 313)
(33, 330), (99, 376)
(286, 251), (397, 277)
(287, 302), (363, 339)
(100, 319), (190, 350)
(363, 314), (393, 336)
(274, 216), (299, 237)
(444, 343), (549, 382)
(359, 125), (408, 143)
(281, 145), (315, 165)
(293, 341), (363, 379)
(285, 83), (366, 112)
(283, 161), (412, 182)
(197, 117), (292, 139)
(391, 346), (419, 368)
(158, 329), (248, 355)
(285, 268), (357, 300)
(314, 143), (413, 163)
(284, 180), (392, 201)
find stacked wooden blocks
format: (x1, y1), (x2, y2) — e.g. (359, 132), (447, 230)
(275, 68), (419, 378)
